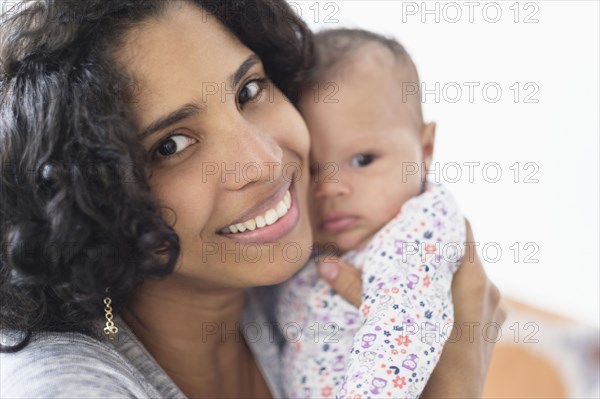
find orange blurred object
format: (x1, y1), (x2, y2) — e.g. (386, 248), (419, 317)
(483, 298), (599, 399)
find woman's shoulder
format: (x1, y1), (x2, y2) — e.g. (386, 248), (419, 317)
(0, 327), (164, 398)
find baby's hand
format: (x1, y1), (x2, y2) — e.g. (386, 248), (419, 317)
(317, 258), (362, 308)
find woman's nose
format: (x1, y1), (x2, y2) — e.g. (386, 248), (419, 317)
(219, 126), (284, 190)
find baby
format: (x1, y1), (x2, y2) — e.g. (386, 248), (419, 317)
(276, 29), (466, 398)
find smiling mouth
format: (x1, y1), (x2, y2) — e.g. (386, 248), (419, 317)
(216, 180), (300, 244)
(219, 189), (292, 234)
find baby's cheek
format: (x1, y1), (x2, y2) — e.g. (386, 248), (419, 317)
(309, 212), (321, 242)
(371, 177), (421, 234)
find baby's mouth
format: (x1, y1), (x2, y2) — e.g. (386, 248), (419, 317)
(319, 215), (359, 234)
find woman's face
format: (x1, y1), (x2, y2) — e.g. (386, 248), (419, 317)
(115, 3), (312, 289)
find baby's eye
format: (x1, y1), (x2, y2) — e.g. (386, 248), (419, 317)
(351, 154), (375, 167)
(154, 134), (197, 160)
(238, 79), (264, 105)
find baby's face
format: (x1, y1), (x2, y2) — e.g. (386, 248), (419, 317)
(300, 50), (433, 254)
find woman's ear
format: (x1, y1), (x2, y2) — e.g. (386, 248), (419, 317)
(421, 121), (436, 173)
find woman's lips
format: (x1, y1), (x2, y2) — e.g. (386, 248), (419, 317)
(219, 182), (300, 244)
(320, 215), (359, 233)
(220, 180), (291, 229)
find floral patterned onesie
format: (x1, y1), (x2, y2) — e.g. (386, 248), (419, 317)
(276, 182), (466, 398)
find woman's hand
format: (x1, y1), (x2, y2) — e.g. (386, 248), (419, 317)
(420, 220), (506, 398)
(318, 219), (506, 398)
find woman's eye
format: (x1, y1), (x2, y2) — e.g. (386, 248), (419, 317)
(154, 134), (197, 159)
(238, 80), (263, 105)
(351, 154), (375, 167)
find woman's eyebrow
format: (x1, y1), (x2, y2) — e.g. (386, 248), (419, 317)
(138, 54), (260, 141)
(138, 103), (203, 141)
(230, 54), (260, 88)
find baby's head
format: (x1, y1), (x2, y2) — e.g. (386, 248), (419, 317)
(299, 29), (436, 254)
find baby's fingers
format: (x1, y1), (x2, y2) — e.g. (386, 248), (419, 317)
(318, 258), (362, 308)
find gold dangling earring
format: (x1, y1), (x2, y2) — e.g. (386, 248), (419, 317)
(103, 287), (119, 341)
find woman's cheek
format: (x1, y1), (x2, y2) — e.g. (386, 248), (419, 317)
(274, 90), (311, 160)
(150, 165), (215, 236)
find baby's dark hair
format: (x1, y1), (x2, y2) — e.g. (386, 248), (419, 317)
(0, 0), (314, 352)
(305, 28), (422, 120)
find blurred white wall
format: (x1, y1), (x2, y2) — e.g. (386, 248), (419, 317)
(294, 0), (600, 327)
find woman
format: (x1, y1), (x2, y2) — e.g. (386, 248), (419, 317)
(0, 1), (504, 397)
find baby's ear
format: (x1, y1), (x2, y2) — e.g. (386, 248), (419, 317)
(421, 121), (436, 171)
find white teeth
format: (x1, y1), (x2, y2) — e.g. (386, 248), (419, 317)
(222, 189), (292, 234)
(265, 209), (278, 225)
(244, 219), (256, 231)
(284, 190), (291, 209)
(255, 215), (266, 228)
(276, 202), (287, 218)
(235, 223), (246, 233)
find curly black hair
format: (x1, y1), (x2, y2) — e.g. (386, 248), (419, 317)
(0, 0), (314, 352)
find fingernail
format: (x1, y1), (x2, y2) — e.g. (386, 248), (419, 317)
(318, 261), (339, 280)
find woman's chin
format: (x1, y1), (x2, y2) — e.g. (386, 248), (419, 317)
(259, 251), (312, 285)
(223, 241), (313, 287)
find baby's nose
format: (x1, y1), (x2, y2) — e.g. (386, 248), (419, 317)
(313, 167), (351, 199)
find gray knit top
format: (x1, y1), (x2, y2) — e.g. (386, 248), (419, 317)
(0, 287), (285, 398)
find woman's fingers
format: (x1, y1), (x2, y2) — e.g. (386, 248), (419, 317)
(318, 258), (363, 308)
(466, 219), (507, 325)
(456, 220), (501, 309)
(425, 218), (506, 397)
(490, 282), (507, 324)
